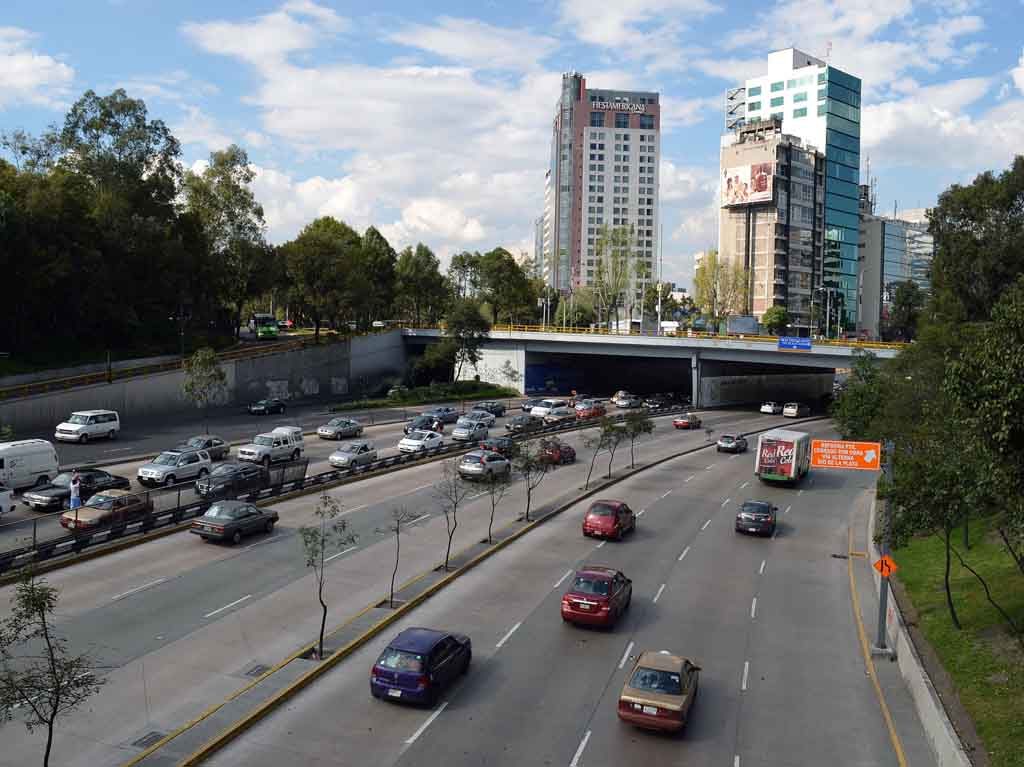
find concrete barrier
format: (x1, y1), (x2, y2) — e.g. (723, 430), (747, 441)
(867, 499), (973, 767)
(700, 372), (833, 407)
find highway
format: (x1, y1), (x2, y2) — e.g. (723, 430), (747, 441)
(0, 407), (772, 766)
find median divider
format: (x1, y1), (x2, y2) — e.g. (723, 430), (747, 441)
(124, 415), (826, 767)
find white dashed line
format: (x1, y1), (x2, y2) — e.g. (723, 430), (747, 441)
(595, 540), (606, 549)
(784, 505), (792, 514)
(637, 508), (647, 516)
(204, 594), (252, 619)
(495, 621), (522, 649)
(706, 464), (716, 470)
(730, 454), (740, 460)
(653, 584), (666, 603)
(759, 559), (766, 575)
(660, 490), (672, 499)
(569, 730), (592, 767)
(734, 756), (741, 767)
(773, 529), (779, 540)
(798, 489), (804, 496)
(408, 513), (431, 525)
(111, 578), (166, 601)
(721, 498), (731, 507)
(405, 701), (449, 745)
(740, 481), (750, 489)
(325, 546), (358, 563)
(741, 660), (750, 691)
(553, 569), (573, 590)
(685, 475), (695, 482)
(678, 546), (690, 562)
(618, 641), (635, 669)
(751, 597), (758, 619)
(340, 503), (367, 516)
(701, 519), (711, 531)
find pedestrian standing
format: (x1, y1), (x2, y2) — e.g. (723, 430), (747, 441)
(69, 471), (82, 510)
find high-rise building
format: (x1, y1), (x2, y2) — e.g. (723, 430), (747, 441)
(542, 72), (660, 294)
(857, 215), (934, 340)
(533, 215), (544, 279)
(718, 119), (825, 328)
(723, 48), (862, 332)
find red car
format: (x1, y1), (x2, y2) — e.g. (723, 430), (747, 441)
(561, 566), (632, 628)
(673, 413), (702, 429)
(543, 441), (576, 464)
(582, 499), (636, 540)
(574, 400), (607, 419)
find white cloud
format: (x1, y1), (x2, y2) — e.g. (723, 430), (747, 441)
(660, 95), (721, 130)
(1013, 48), (1024, 96)
(173, 105), (234, 152)
(388, 17), (558, 71)
(0, 26), (74, 109)
(559, 0), (718, 48)
(113, 70), (219, 104)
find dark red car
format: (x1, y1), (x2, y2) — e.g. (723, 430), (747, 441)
(673, 413), (702, 429)
(582, 499), (636, 540)
(574, 400), (606, 419)
(479, 437), (516, 458)
(561, 566), (632, 628)
(543, 441), (576, 464)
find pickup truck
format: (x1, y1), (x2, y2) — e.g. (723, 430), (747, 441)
(237, 432), (303, 467)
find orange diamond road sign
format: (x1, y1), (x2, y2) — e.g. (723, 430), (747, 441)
(873, 555), (898, 577)
(810, 439), (882, 471)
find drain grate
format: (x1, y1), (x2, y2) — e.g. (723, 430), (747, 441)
(132, 731), (165, 749)
(246, 663), (272, 677)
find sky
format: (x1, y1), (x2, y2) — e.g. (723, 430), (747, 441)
(2, 0), (1023, 291)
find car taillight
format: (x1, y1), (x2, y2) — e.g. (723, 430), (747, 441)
(416, 674), (430, 690)
(211, 525), (224, 533)
(598, 604), (610, 612)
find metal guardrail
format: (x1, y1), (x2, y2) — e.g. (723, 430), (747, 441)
(0, 405), (692, 576)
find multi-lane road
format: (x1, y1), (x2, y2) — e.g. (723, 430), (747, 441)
(0, 409), (935, 766)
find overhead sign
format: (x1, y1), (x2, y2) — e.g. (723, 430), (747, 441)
(873, 555), (899, 577)
(722, 162), (773, 206)
(810, 439), (882, 471)
(593, 100), (646, 113)
(778, 336), (812, 351)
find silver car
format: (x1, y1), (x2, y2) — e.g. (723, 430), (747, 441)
(457, 450), (511, 480)
(137, 448), (212, 487)
(452, 418), (489, 442)
(466, 409), (496, 426)
(317, 418), (364, 440)
(329, 440), (377, 468)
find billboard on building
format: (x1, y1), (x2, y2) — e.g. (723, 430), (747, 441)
(722, 163), (773, 206)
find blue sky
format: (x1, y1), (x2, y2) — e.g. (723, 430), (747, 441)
(3, 0), (1023, 290)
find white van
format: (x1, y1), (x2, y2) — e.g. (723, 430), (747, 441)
(271, 426), (305, 456)
(0, 483), (14, 515)
(530, 399), (568, 418)
(0, 439), (60, 490)
(54, 410), (120, 443)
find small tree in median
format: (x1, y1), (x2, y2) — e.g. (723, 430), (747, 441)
(582, 417), (618, 490)
(298, 494), (358, 660)
(622, 410), (655, 468)
(182, 347), (228, 434)
(377, 506), (416, 609)
(514, 438), (557, 522)
(434, 460), (472, 570)
(604, 422), (626, 478)
(483, 467), (512, 544)
(0, 574), (105, 767)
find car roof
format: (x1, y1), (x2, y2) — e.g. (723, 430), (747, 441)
(209, 500), (250, 510)
(93, 489), (133, 498)
(70, 409), (117, 416)
(635, 650), (689, 671)
(390, 627), (448, 653)
(742, 500), (773, 509)
(575, 565), (617, 579)
(590, 499), (625, 508)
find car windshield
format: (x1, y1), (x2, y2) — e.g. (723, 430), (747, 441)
(337, 443), (360, 453)
(629, 667), (683, 695)
(377, 648), (424, 673)
(455, 418), (474, 427)
(50, 473), (74, 487)
(742, 502), (771, 514)
(67, 414), (89, 425)
(152, 453), (179, 466)
(408, 431), (430, 441)
(86, 494), (117, 508)
(588, 503), (618, 517)
(571, 576), (610, 596)
(205, 504), (244, 519)
(462, 453), (484, 463)
(720, 435), (736, 441)
(254, 436), (274, 447)
(211, 464), (238, 477)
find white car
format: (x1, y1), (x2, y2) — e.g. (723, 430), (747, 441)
(0, 483), (14, 516)
(760, 401), (783, 415)
(530, 399), (568, 418)
(452, 419), (489, 442)
(466, 409), (497, 427)
(783, 402), (811, 418)
(398, 430), (444, 453)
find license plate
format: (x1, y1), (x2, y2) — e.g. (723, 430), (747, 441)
(642, 705), (658, 715)
(749, 527), (759, 532)
(387, 688), (402, 698)
(577, 603), (591, 610)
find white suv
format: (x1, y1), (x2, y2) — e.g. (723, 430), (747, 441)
(137, 449), (212, 487)
(237, 432), (303, 466)
(54, 410), (120, 443)
(760, 402), (783, 415)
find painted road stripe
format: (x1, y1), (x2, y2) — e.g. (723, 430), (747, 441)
(735, 756), (741, 767)
(701, 519), (711, 531)
(721, 498), (731, 507)
(408, 513), (431, 525)
(759, 559), (766, 575)
(569, 730), (592, 767)
(618, 641), (635, 669)
(798, 489), (804, 496)
(405, 701), (449, 745)
(653, 584), (666, 603)
(111, 578), (166, 601)
(730, 454), (739, 460)
(340, 503), (368, 517)
(685, 475), (695, 482)
(595, 540), (606, 549)
(495, 621), (522, 649)
(325, 546), (358, 563)
(741, 661), (750, 691)
(678, 546), (690, 562)
(660, 489), (672, 499)
(553, 569), (573, 590)
(751, 597), (758, 619)
(784, 505), (792, 514)
(637, 508), (647, 517)
(706, 464), (716, 470)
(204, 594), (252, 619)
(740, 481), (750, 489)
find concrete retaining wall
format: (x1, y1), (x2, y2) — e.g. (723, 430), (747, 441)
(700, 372), (833, 407)
(0, 354), (181, 389)
(456, 342), (526, 392)
(868, 500), (973, 767)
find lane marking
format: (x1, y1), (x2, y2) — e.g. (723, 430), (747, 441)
(784, 505), (792, 514)
(618, 640), (635, 669)
(404, 701), (449, 745)
(734, 756), (741, 767)
(847, 526), (909, 767)
(340, 503), (368, 516)
(685, 475), (695, 483)
(569, 730), (592, 767)
(798, 489), (804, 496)
(751, 597), (757, 620)
(653, 584), (666, 603)
(242, 534), (280, 551)
(495, 621), (522, 649)
(408, 513), (431, 525)
(740, 481), (750, 489)
(705, 464), (716, 470)
(595, 540), (606, 549)
(678, 546), (690, 562)
(730, 454), (740, 460)
(111, 578), (166, 601)
(553, 569), (573, 590)
(325, 545), (358, 563)
(759, 559), (766, 575)
(721, 498), (731, 507)
(701, 519), (711, 531)
(637, 508), (647, 517)
(660, 490), (672, 499)
(204, 594), (252, 619)
(741, 660), (750, 691)
(772, 529), (778, 540)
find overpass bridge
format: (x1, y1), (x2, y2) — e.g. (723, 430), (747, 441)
(401, 325), (903, 407)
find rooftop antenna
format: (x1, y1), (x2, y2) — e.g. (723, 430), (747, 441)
(825, 41), (832, 62)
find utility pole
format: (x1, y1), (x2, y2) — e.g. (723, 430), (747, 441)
(825, 289), (832, 339)
(873, 439), (896, 656)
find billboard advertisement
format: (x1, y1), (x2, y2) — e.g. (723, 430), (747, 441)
(757, 438), (795, 478)
(722, 163), (773, 206)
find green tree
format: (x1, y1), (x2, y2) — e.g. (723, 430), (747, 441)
(444, 298), (491, 381)
(395, 244), (449, 325)
(886, 281), (925, 341)
(182, 347), (227, 433)
(448, 251), (482, 299)
(829, 350), (883, 440)
(284, 217), (361, 342)
(357, 227), (397, 327)
(298, 494), (358, 660)
(693, 250), (749, 325)
(622, 410), (655, 468)
(592, 225), (634, 329)
(0, 575), (105, 767)
(642, 282), (680, 323)
(761, 305), (789, 335)
(477, 247), (535, 324)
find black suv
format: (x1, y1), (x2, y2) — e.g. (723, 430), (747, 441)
(472, 400), (507, 417)
(505, 414), (544, 434)
(196, 462), (268, 501)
